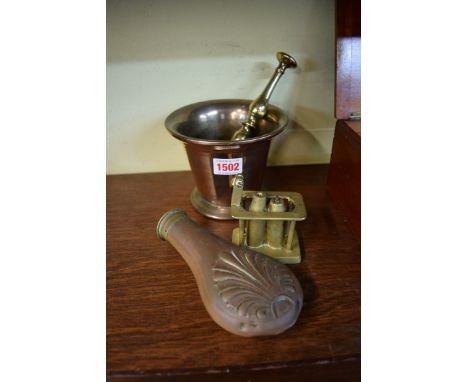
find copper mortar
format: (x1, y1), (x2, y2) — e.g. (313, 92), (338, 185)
(164, 99), (288, 220)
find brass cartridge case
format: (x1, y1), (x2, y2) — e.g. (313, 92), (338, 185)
(267, 197), (286, 248)
(248, 192), (267, 247)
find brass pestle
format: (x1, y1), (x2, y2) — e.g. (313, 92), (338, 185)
(156, 209), (303, 337)
(231, 52), (297, 141)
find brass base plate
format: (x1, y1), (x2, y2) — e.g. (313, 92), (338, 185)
(190, 188), (234, 220)
(232, 228), (301, 264)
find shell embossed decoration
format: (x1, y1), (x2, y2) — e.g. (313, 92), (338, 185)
(157, 209), (303, 337)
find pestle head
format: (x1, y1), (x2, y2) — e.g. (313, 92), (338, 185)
(276, 52), (298, 69)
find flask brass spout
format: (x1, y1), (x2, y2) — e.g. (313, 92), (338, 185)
(232, 52), (297, 141)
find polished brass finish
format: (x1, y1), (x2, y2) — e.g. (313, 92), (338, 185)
(248, 192), (267, 247)
(165, 99), (288, 220)
(156, 208), (303, 337)
(231, 175), (306, 264)
(232, 52), (297, 141)
(267, 197), (287, 248)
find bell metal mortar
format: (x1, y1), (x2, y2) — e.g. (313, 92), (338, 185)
(165, 99), (288, 219)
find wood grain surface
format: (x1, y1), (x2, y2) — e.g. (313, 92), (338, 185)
(107, 165), (361, 381)
(335, 0), (361, 120)
(328, 121), (361, 240)
(336, 0), (361, 37)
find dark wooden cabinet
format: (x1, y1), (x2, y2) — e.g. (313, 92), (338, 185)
(335, 0), (361, 120)
(328, 120), (361, 239)
(328, 0), (361, 241)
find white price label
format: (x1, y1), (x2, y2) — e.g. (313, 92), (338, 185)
(213, 157), (243, 175)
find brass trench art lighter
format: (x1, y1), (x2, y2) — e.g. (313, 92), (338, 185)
(230, 175), (306, 264)
(158, 52), (308, 337)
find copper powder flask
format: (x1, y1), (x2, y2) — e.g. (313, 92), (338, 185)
(156, 208), (303, 337)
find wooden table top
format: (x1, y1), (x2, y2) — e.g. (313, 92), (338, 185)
(107, 164), (361, 381)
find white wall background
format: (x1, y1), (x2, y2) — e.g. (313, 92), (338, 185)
(107, 0), (336, 174)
